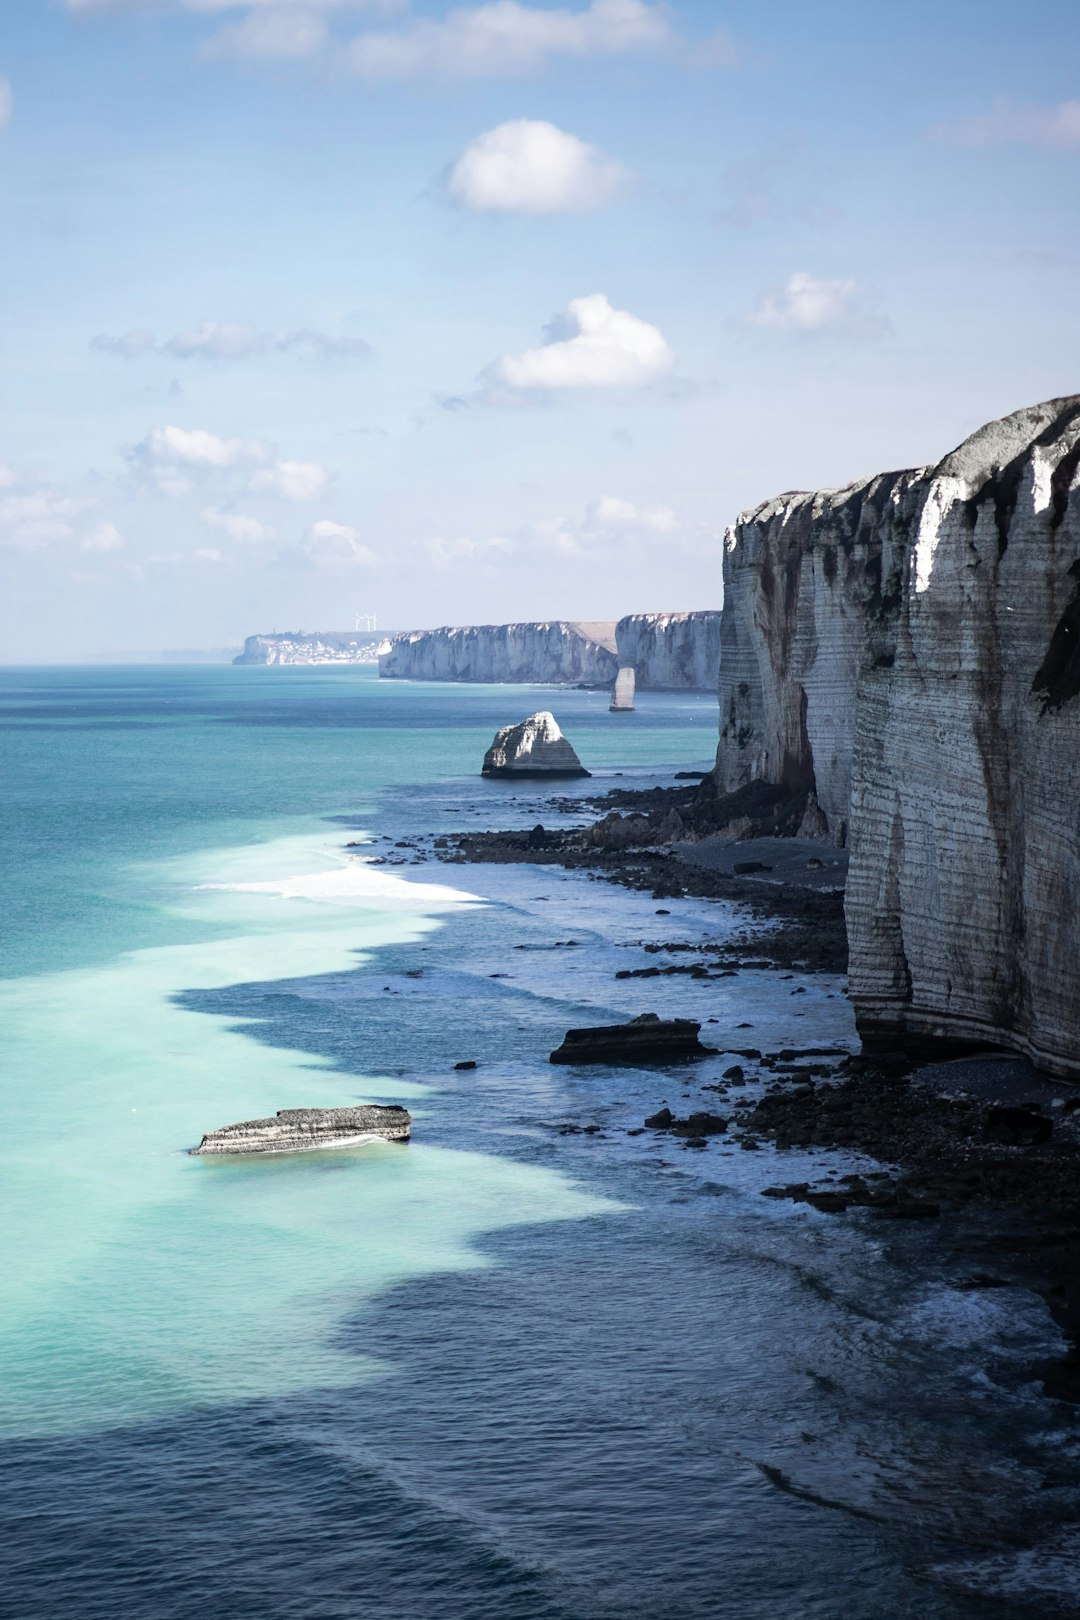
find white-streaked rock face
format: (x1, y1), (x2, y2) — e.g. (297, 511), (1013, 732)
(715, 395), (1080, 1076)
(482, 711), (589, 777)
(614, 611), (722, 691)
(191, 1105), (412, 1155)
(610, 667), (636, 710)
(379, 621), (618, 686)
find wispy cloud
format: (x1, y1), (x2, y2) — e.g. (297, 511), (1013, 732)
(932, 97), (1080, 150)
(127, 424), (330, 501)
(0, 76), (13, 131)
(744, 271), (889, 341)
(92, 320), (371, 362)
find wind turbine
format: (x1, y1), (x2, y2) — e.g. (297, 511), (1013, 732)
(353, 612), (377, 632)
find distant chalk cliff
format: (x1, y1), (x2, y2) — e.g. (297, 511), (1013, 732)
(377, 613), (721, 690)
(378, 621), (619, 686)
(234, 631), (389, 666)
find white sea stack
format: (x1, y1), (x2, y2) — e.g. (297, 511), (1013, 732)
(191, 1105), (412, 1155)
(482, 712), (590, 778)
(712, 394), (1080, 1077)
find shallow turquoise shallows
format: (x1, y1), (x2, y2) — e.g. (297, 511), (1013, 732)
(1, 665), (1074, 1620)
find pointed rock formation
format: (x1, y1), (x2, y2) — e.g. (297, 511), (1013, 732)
(482, 712), (590, 778)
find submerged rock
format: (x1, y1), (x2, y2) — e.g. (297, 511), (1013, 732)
(482, 711), (590, 779)
(191, 1105), (411, 1156)
(550, 1012), (709, 1065)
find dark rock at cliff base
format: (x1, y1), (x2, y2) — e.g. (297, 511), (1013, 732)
(550, 1012), (709, 1065)
(671, 1111), (729, 1137)
(983, 1105), (1052, 1147)
(191, 1104), (411, 1156)
(482, 711), (590, 779)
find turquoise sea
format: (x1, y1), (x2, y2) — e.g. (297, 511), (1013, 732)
(2, 665), (1078, 1619)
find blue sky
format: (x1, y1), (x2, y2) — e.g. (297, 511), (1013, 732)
(2, 0), (1079, 658)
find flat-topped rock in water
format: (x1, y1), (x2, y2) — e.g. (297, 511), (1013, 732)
(482, 711), (590, 778)
(550, 1012), (709, 1065)
(191, 1105), (411, 1156)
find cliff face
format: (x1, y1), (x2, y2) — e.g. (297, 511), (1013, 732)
(235, 632), (386, 666)
(716, 396), (1080, 1077)
(614, 611), (722, 691)
(378, 621), (618, 686)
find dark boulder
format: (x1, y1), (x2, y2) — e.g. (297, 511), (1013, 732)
(550, 1012), (710, 1065)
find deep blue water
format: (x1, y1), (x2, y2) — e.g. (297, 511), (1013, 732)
(2, 665), (1078, 1619)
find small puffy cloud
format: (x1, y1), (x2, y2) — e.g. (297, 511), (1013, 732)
(744, 271), (888, 339)
(302, 518), (377, 569)
(493, 293), (673, 390)
(0, 77), (12, 131)
(80, 521), (125, 552)
(201, 506), (274, 544)
(196, 547), (224, 564)
(344, 0), (671, 79)
(932, 97), (1080, 150)
(91, 329), (157, 359)
(138, 424), (266, 469)
(447, 119), (625, 213)
(589, 494), (676, 532)
(249, 458), (328, 500)
(165, 320), (271, 360)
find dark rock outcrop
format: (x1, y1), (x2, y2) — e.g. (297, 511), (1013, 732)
(550, 1012), (709, 1065)
(191, 1105), (411, 1155)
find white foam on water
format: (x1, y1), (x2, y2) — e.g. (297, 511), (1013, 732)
(0, 830), (620, 1439)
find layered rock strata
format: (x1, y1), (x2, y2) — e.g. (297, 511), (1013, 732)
(379, 622), (618, 686)
(615, 611), (722, 691)
(715, 395), (1080, 1077)
(550, 1013), (709, 1064)
(191, 1105), (411, 1155)
(482, 712), (589, 778)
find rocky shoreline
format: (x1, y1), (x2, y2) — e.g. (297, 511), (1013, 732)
(412, 774), (1080, 1404)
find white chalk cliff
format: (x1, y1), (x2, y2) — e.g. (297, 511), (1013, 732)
(714, 396), (1080, 1077)
(615, 611), (722, 691)
(379, 622), (618, 686)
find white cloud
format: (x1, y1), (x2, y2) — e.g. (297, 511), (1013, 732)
(196, 547), (224, 564)
(344, 0), (670, 79)
(91, 322), (370, 362)
(447, 119), (625, 213)
(0, 77), (12, 131)
(493, 292), (673, 390)
(139, 424), (266, 468)
(200, 7), (330, 60)
(744, 271), (889, 339)
(249, 458), (328, 500)
(422, 533), (512, 567)
(589, 494), (676, 531)
(80, 521), (126, 552)
(932, 98), (1080, 150)
(302, 518), (377, 569)
(91, 329), (157, 358)
(276, 328), (373, 360)
(165, 320), (271, 360)
(0, 486), (84, 549)
(201, 506), (274, 543)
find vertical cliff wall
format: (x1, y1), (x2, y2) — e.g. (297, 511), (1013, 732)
(715, 395), (1080, 1077)
(614, 611), (722, 691)
(378, 622), (619, 686)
